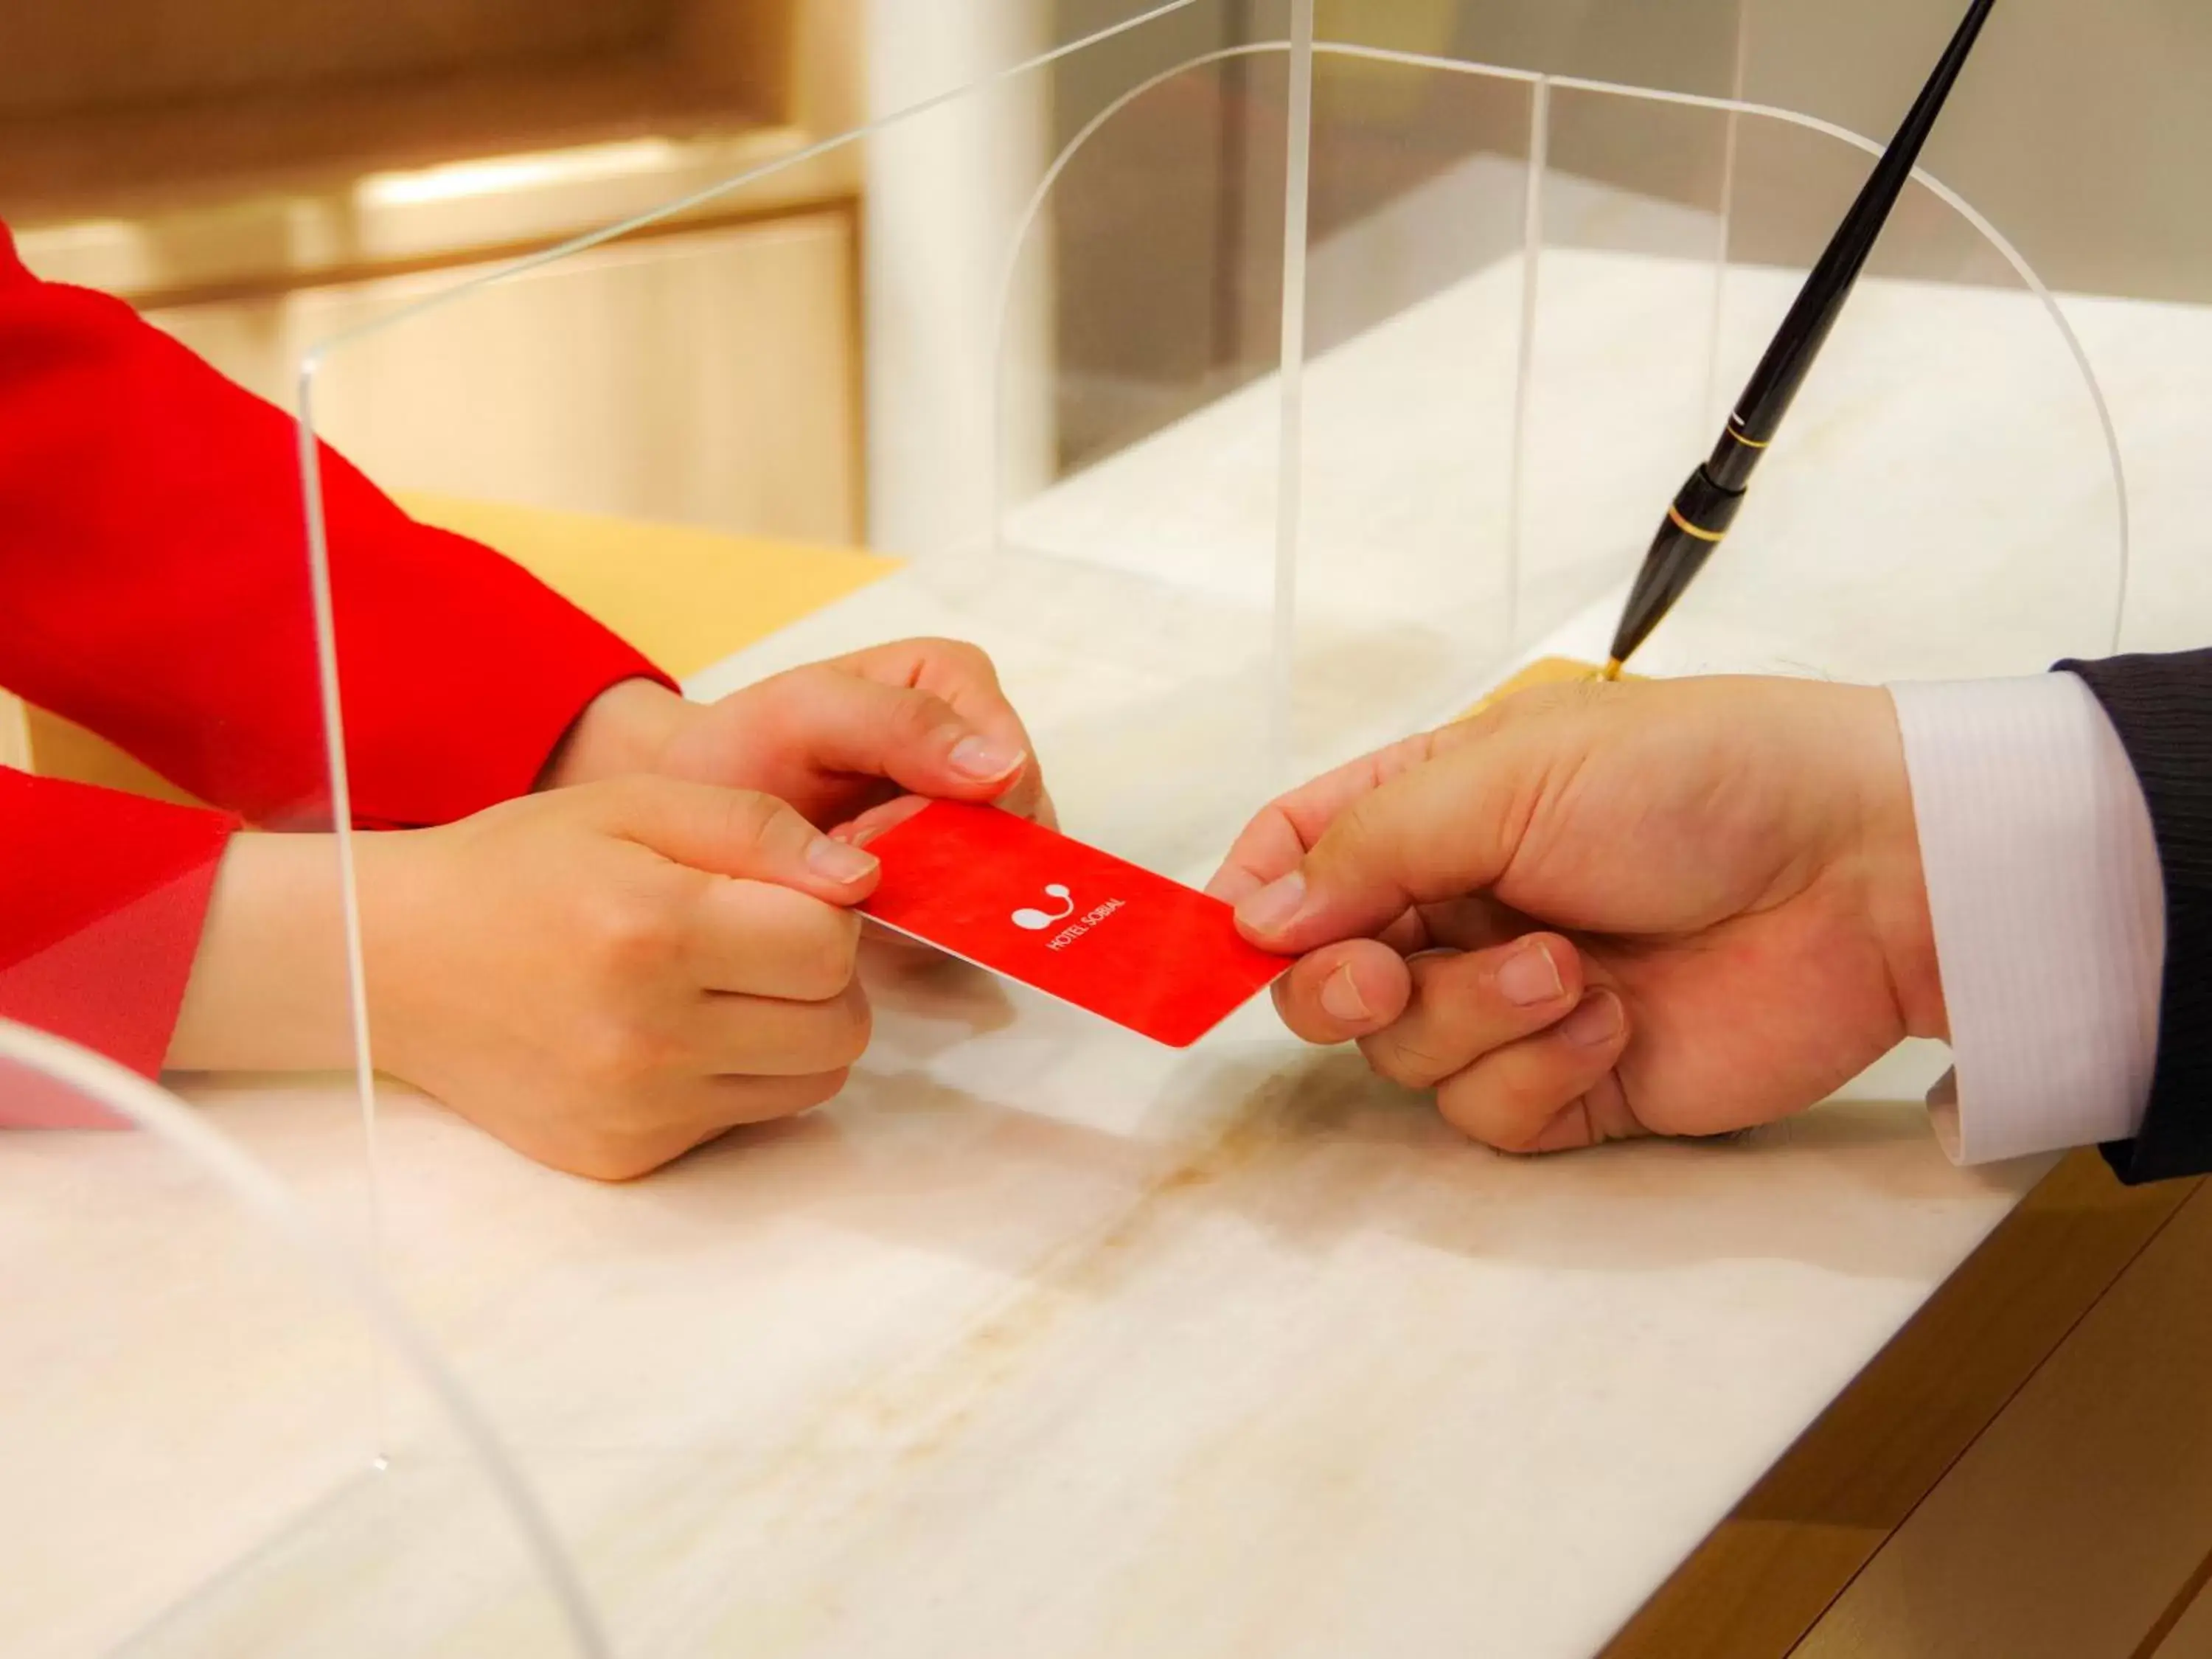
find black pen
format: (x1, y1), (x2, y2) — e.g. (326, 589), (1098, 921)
(1601, 0), (2000, 679)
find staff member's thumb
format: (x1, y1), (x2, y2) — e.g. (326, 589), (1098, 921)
(750, 672), (1030, 801)
(1231, 742), (1528, 951)
(595, 776), (882, 902)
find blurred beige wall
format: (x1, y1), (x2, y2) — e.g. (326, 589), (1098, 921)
(1324, 0), (2212, 304)
(1747, 0), (2210, 304)
(1045, 0), (2208, 477)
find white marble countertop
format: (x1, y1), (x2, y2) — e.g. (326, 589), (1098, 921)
(12, 245), (2212, 1657)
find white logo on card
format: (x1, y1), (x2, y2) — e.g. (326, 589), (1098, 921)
(1010, 883), (1074, 931)
(1010, 883), (1127, 948)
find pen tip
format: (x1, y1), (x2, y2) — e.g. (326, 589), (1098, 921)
(1599, 658), (1624, 681)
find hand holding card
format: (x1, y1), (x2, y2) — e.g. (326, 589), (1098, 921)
(860, 801), (1290, 1047)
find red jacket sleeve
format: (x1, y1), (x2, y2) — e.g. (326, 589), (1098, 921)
(0, 769), (233, 1085)
(0, 220), (672, 1091)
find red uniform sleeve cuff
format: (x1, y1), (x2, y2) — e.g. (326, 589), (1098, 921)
(0, 769), (234, 1121)
(335, 525), (673, 830)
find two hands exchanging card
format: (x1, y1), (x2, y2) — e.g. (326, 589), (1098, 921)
(515, 636), (1903, 1181)
(858, 800), (1291, 1047)
(852, 655), (1611, 1051)
(414, 639), (1638, 1182)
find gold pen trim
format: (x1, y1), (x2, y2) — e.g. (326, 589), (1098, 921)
(1725, 423), (1771, 450)
(1666, 504), (1728, 543)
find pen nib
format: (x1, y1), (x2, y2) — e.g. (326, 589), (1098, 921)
(1598, 658), (1624, 682)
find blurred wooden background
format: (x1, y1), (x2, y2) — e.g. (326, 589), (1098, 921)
(4, 0), (863, 546)
(3, 0), (864, 791)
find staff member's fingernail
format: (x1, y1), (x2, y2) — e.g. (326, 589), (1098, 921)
(1320, 962), (1370, 1023)
(949, 736), (1026, 781)
(1497, 939), (1567, 1006)
(1561, 989), (1624, 1047)
(807, 839), (880, 884)
(1237, 871), (1309, 936)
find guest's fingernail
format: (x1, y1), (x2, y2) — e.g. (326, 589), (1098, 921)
(1529, 1102), (1596, 1154)
(1320, 962), (1370, 1023)
(1560, 989), (1624, 1048)
(807, 838), (880, 884)
(1236, 871), (1310, 936)
(949, 735), (1026, 781)
(1497, 939), (1567, 1006)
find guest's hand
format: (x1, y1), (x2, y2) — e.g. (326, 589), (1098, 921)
(542, 638), (1052, 835)
(1208, 677), (1945, 1152)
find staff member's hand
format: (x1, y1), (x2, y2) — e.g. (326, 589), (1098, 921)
(171, 639), (1050, 1180)
(1208, 677), (1947, 1153)
(544, 637), (1054, 833)
(173, 778), (883, 1181)
(355, 778), (879, 1180)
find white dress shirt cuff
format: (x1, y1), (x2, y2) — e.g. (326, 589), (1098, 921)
(1887, 674), (2165, 1164)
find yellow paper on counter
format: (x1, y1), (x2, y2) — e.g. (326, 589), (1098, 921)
(397, 493), (900, 680)
(1457, 655), (1638, 721)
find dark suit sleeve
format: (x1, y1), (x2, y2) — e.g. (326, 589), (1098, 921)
(2057, 650), (2212, 1183)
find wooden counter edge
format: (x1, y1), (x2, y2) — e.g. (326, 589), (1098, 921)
(1600, 1148), (2200, 1659)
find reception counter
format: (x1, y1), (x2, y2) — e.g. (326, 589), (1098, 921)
(11, 249), (2212, 1655)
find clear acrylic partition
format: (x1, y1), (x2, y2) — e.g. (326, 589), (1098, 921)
(0, 1023), (597, 1657)
(271, 4), (2126, 1652)
(994, 27), (1549, 833)
(1002, 32), (2125, 777)
(1644, 93), (2127, 682)
(1, 157), (411, 1652)
(282, 7), (1311, 1654)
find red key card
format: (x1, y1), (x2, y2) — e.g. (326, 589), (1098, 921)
(860, 801), (1291, 1047)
